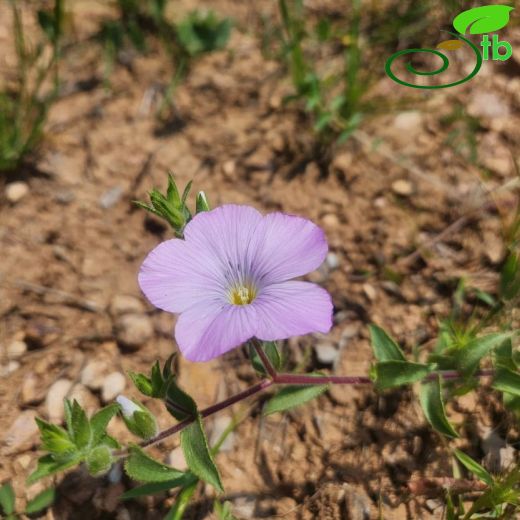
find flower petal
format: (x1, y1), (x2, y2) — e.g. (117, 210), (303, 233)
(175, 300), (257, 362)
(253, 281), (333, 340)
(138, 238), (227, 313)
(251, 213), (328, 284)
(183, 205), (265, 286)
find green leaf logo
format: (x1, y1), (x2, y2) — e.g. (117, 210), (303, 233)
(453, 5), (514, 35)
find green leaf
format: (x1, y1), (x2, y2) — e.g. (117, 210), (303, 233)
(25, 487), (56, 515)
(166, 173), (182, 207)
(493, 367), (520, 397)
(248, 341), (282, 375)
(495, 338), (517, 371)
(419, 376), (459, 438)
(121, 474), (196, 499)
(35, 418), (76, 455)
(151, 361), (166, 397)
(500, 252), (520, 301)
(369, 324), (406, 362)
(181, 415), (223, 492)
(164, 481), (198, 520)
(457, 332), (513, 376)
(128, 372), (153, 397)
(0, 482), (15, 515)
(264, 383), (330, 415)
(125, 446), (185, 483)
(64, 399), (74, 436)
(214, 499), (238, 520)
(90, 403), (120, 445)
(453, 449), (493, 486)
(86, 445), (113, 476)
(165, 379), (197, 421)
(27, 454), (81, 485)
(453, 5), (514, 35)
(70, 400), (92, 449)
(374, 361), (434, 390)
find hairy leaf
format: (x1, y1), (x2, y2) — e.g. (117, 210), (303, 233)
(264, 383), (329, 415)
(181, 415), (223, 492)
(121, 474), (195, 499)
(90, 403), (121, 446)
(374, 361), (434, 390)
(0, 482), (15, 516)
(35, 418), (76, 455)
(369, 324), (406, 362)
(419, 376), (458, 438)
(25, 487), (56, 515)
(125, 445), (185, 483)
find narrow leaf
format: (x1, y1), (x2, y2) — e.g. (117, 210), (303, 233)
(121, 474), (195, 499)
(374, 361), (434, 390)
(457, 332), (513, 376)
(453, 449), (493, 486)
(492, 367), (520, 397)
(25, 487), (56, 515)
(181, 415), (223, 492)
(369, 324), (406, 362)
(264, 383), (329, 415)
(124, 445), (185, 483)
(165, 379), (197, 421)
(0, 482), (15, 515)
(419, 376), (459, 438)
(27, 454), (81, 485)
(128, 372), (153, 397)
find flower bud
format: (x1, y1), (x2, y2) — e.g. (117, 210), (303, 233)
(116, 395), (158, 440)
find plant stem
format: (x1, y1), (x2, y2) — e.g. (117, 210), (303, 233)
(139, 378), (273, 449)
(135, 342), (496, 451)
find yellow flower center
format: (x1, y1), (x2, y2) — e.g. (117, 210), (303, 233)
(229, 284), (257, 305)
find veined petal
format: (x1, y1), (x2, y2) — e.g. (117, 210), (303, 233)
(175, 300), (258, 362)
(251, 213), (328, 284)
(138, 238), (227, 313)
(253, 281), (333, 340)
(183, 205), (264, 286)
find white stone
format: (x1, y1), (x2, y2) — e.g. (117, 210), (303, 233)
(46, 379), (73, 422)
(81, 360), (108, 390)
(315, 342), (339, 365)
(7, 339), (27, 359)
(102, 372), (126, 403)
(115, 313), (153, 349)
(5, 181), (29, 203)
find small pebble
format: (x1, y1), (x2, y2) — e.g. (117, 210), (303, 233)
(69, 383), (98, 415)
(326, 252), (340, 271)
(99, 186), (124, 209)
(102, 372), (126, 403)
(315, 342), (339, 365)
(81, 360), (108, 390)
(322, 214), (339, 228)
(7, 339), (27, 359)
(0, 360), (20, 377)
(115, 313), (153, 350)
(5, 181), (29, 203)
(391, 179), (414, 196)
(2, 410), (39, 454)
(21, 373), (40, 405)
(109, 295), (145, 316)
(46, 378), (73, 422)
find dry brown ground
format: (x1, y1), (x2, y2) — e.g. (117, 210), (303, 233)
(1, 1), (520, 519)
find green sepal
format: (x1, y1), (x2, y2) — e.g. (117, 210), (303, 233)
(248, 341), (282, 375)
(86, 445), (113, 476)
(165, 379), (197, 421)
(128, 371), (154, 397)
(90, 403), (121, 446)
(181, 415), (223, 493)
(196, 191), (210, 213)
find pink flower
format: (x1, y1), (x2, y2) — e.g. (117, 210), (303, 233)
(138, 205), (333, 361)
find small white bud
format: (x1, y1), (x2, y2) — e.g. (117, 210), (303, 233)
(116, 395), (141, 418)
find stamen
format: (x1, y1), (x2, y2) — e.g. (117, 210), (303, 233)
(229, 283), (257, 305)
